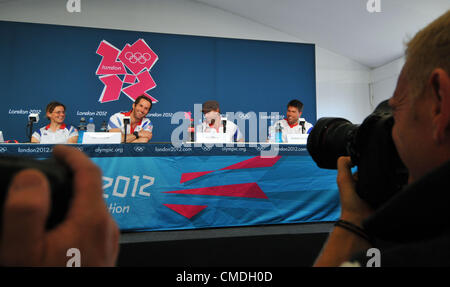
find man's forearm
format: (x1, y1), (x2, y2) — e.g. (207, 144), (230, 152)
(313, 225), (372, 267)
(131, 136), (150, 143)
(132, 131), (152, 143)
(123, 133), (137, 143)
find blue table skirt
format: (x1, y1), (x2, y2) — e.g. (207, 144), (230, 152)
(0, 143), (340, 231)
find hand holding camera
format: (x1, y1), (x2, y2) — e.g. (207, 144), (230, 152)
(0, 145), (119, 266)
(307, 100), (409, 209)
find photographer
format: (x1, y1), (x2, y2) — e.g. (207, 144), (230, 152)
(314, 10), (450, 266)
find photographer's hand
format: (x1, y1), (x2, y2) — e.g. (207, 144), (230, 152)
(0, 145), (119, 266)
(336, 156), (373, 227)
(313, 156), (373, 266)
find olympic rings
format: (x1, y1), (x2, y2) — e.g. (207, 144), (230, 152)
(124, 51), (152, 64)
(134, 146), (145, 152)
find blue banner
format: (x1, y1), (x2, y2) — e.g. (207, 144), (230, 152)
(94, 154), (339, 231)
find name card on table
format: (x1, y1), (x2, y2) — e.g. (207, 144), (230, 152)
(286, 133), (308, 144)
(82, 132), (122, 144)
(196, 132), (228, 143)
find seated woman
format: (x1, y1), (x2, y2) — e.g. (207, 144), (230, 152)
(31, 101), (78, 144)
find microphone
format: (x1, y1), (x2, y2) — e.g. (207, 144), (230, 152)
(300, 121), (306, 134)
(222, 120), (227, 133)
(123, 116), (130, 143)
(27, 113), (40, 142)
(28, 113), (39, 124)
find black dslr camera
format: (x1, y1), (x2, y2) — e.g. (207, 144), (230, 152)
(306, 100), (409, 208)
(0, 156), (73, 231)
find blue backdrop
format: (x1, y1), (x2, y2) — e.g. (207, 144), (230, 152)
(0, 21), (316, 142)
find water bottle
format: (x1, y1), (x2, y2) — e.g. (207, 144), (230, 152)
(87, 117), (95, 132)
(275, 122), (283, 143)
(268, 119), (274, 142)
(100, 120), (107, 132)
(77, 117), (87, 144)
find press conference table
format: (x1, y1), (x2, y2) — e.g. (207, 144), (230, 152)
(0, 142), (340, 232)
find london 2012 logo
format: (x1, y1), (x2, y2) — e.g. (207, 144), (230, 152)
(95, 39), (159, 104)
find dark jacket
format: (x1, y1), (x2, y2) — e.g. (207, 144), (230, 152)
(353, 160), (450, 266)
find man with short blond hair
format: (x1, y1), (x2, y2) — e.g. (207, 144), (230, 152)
(314, 10), (450, 267)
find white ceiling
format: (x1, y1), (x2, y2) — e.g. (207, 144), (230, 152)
(0, 0), (448, 68)
(195, 0), (449, 68)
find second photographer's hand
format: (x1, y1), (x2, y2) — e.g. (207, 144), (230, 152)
(313, 156), (374, 267)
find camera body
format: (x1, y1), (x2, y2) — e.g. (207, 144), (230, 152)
(307, 100), (409, 208)
(0, 155), (73, 231)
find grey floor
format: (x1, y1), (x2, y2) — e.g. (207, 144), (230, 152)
(118, 222), (333, 267)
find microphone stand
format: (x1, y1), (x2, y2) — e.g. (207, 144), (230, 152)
(124, 122), (128, 143)
(123, 117), (130, 144)
(27, 119), (36, 143)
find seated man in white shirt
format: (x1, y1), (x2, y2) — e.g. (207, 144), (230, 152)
(107, 95), (153, 143)
(31, 101), (78, 144)
(197, 100), (244, 143)
(269, 99), (313, 143)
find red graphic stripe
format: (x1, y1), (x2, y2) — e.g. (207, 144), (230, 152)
(180, 170), (215, 183)
(165, 183), (268, 199)
(163, 204), (207, 219)
(220, 156), (281, 170)
(180, 156), (282, 183)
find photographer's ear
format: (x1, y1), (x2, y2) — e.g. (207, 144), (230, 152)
(430, 68), (450, 144)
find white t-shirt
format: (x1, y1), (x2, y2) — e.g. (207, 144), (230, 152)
(269, 118), (313, 143)
(107, 111), (153, 134)
(196, 119), (244, 142)
(32, 124), (78, 144)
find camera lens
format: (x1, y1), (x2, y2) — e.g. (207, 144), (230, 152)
(306, 100), (409, 208)
(307, 117), (359, 169)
